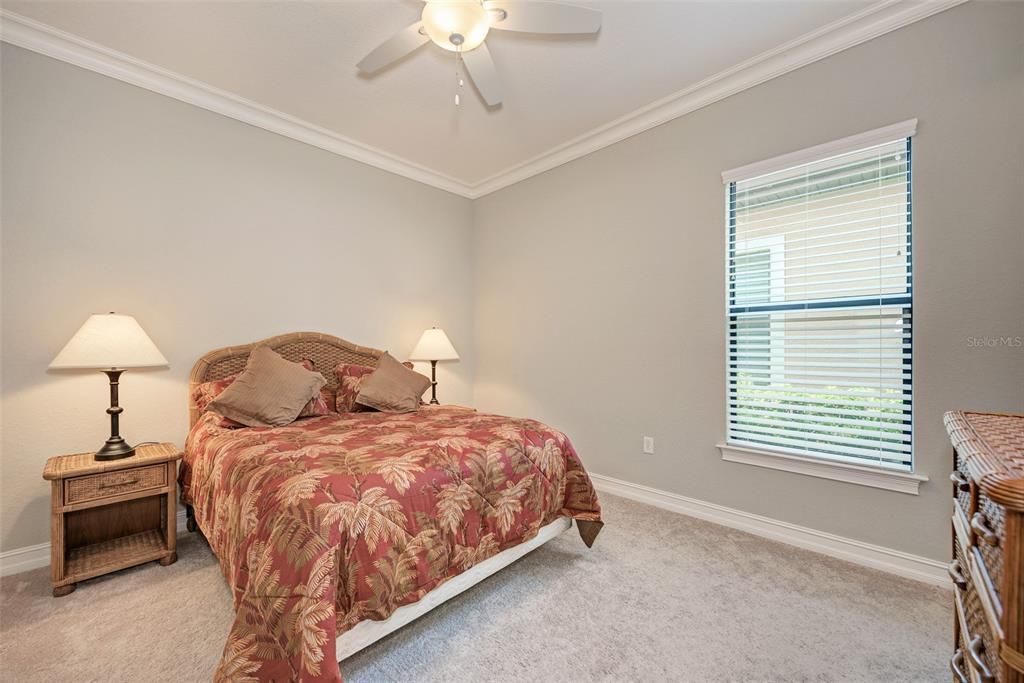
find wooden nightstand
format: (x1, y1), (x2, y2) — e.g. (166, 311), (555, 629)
(42, 442), (183, 597)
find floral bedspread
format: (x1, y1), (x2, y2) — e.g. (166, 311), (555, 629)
(181, 405), (603, 682)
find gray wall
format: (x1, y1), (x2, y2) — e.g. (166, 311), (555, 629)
(472, 2), (1024, 561)
(2, 3), (1022, 562)
(0, 45), (475, 552)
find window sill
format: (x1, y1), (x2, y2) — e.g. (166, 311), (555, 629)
(716, 443), (928, 495)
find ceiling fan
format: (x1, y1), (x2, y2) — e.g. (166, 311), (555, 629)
(356, 0), (602, 107)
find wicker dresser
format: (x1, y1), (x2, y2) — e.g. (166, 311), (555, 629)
(946, 411), (1024, 683)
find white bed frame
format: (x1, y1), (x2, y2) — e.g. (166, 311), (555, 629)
(336, 516), (573, 660)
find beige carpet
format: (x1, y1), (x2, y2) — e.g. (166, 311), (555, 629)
(0, 493), (950, 682)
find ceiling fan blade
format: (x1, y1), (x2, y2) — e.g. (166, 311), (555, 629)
(462, 43), (503, 106)
(484, 1), (601, 34)
(357, 22), (429, 74)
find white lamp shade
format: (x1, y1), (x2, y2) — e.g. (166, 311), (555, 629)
(409, 327), (460, 361)
(49, 313), (168, 369)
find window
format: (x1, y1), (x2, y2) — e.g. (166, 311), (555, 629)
(725, 124), (914, 472)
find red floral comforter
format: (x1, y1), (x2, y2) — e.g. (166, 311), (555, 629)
(181, 405), (603, 682)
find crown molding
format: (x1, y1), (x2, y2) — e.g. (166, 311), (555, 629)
(0, 10), (477, 198)
(1, 2), (966, 201)
(466, 0), (966, 198)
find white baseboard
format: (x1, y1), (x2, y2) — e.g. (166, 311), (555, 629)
(7, 486), (947, 587)
(0, 541), (52, 578)
(589, 472), (948, 587)
(0, 509), (189, 577)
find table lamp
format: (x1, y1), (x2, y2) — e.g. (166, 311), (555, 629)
(409, 327), (459, 404)
(49, 313), (168, 460)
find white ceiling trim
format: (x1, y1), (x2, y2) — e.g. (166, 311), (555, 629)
(0, 10), (476, 198)
(1, 2), (965, 200)
(469, 0), (965, 197)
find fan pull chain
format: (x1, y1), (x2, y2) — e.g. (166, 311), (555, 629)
(454, 50), (464, 106)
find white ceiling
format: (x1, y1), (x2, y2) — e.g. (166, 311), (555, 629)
(7, 1), (888, 186)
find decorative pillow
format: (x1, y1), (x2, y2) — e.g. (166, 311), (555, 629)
(192, 374), (238, 414)
(193, 360), (334, 428)
(207, 346), (327, 427)
(190, 374), (245, 428)
(355, 352), (432, 413)
(304, 387), (336, 418)
(296, 359), (334, 418)
(334, 359), (417, 413)
(334, 363), (376, 413)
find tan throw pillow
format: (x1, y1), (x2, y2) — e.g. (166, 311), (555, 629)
(355, 352), (431, 413)
(208, 346), (327, 427)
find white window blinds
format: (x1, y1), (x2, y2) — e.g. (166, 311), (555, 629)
(726, 130), (914, 470)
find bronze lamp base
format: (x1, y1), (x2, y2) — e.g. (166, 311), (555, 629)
(94, 369), (136, 461)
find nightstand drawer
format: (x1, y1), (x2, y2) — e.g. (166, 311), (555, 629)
(64, 464), (167, 505)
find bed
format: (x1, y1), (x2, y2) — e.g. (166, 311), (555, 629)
(180, 332), (603, 682)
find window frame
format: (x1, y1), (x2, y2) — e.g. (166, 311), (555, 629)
(731, 235), (786, 386)
(717, 121), (927, 495)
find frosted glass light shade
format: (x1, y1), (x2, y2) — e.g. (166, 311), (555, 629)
(409, 327), (460, 361)
(421, 0), (490, 52)
(49, 313), (168, 369)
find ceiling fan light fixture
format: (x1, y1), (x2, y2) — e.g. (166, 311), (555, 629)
(358, 0), (602, 107)
(421, 0), (490, 52)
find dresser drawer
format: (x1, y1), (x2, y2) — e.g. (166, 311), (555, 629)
(971, 491), (1006, 613)
(64, 465), (167, 505)
(950, 535), (970, 592)
(953, 449), (975, 521)
(958, 572), (1001, 682)
(952, 624), (975, 683)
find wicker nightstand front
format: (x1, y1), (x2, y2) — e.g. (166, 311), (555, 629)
(42, 442), (183, 597)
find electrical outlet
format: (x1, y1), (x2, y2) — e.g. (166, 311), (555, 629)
(643, 436), (655, 454)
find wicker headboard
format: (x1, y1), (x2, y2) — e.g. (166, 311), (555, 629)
(188, 331), (383, 427)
